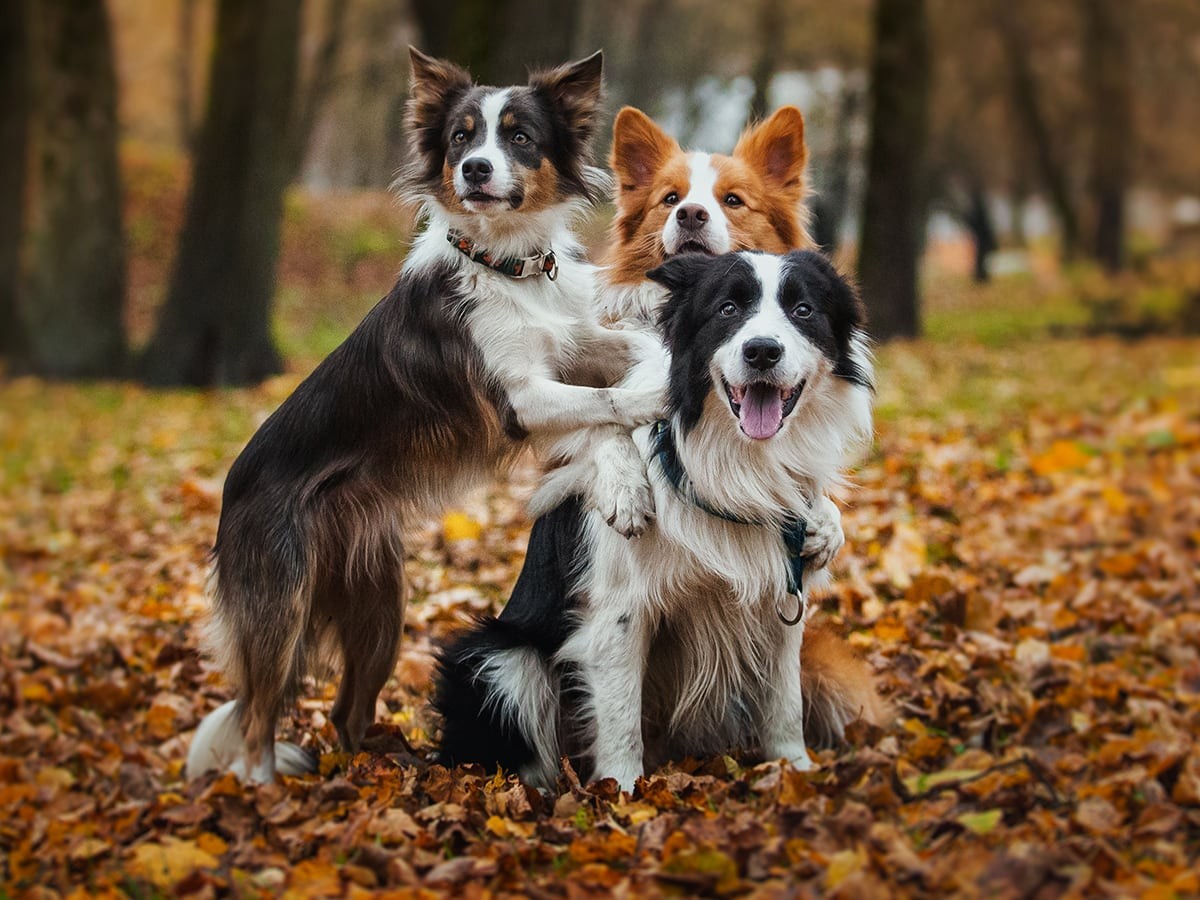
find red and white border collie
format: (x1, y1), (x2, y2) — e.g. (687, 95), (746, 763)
(436, 250), (874, 789)
(186, 49), (665, 782)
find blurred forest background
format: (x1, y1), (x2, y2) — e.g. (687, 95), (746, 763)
(1, 0), (1199, 384)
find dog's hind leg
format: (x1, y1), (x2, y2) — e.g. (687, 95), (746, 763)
(189, 578), (317, 782)
(327, 566), (406, 753)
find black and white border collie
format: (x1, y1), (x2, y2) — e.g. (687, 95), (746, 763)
(435, 249), (874, 790)
(187, 49), (665, 783)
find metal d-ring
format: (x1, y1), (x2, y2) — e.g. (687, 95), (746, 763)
(777, 592), (805, 626)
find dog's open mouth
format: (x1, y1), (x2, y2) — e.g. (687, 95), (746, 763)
(724, 380), (804, 440)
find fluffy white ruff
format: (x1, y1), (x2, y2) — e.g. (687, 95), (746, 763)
(186, 700), (315, 783)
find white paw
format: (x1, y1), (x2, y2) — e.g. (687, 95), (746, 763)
(592, 442), (655, 538)
(769, 741), (816, 772)
(802, 495), (844, 572)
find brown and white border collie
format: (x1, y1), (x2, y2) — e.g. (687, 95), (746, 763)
(186, 49), (666, 783)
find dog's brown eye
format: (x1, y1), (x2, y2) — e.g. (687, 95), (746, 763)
(719, 302), (737, 317)
(452, 130), (468, 145)
(793, 302), (813, 319)
(724, 193), (743, 207)
(512, 132), (530, 145)
(664, 192), (679, 206)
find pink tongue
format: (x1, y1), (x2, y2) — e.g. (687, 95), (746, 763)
(739, 384), (783, 440)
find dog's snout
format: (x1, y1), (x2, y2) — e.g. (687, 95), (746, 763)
(675, 204), (709, 230)
(462, 157), (493, 185)
(742, 337), (783, 371)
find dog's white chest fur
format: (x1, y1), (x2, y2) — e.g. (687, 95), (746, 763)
(404, 215), (595, 382)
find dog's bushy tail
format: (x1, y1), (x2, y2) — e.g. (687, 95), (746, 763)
(801, 619), (890, 748)
(186, 700), (315, 781)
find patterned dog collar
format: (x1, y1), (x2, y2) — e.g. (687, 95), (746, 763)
(446, 229), (559, 281)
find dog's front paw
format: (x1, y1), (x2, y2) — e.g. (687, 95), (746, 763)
(610, 387), (665, 428)
(597, 468), (655, 538)
(592, 438), (655, 537)
(803, 495), (844, 571)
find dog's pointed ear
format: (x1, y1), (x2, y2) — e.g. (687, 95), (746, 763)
(405, 47), (473, 186)
(407, 47), (473, 124)
(734, 106), (807, 196)
(611, 107), (681, 194)
(530, 51), (604, 144)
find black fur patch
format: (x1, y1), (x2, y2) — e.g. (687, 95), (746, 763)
(434, 496), (587, 772)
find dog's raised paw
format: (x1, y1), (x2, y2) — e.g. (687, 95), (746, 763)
(602, 477), (655, 538)
(591, 437), (656, 537)
(802, 495), (844, 571)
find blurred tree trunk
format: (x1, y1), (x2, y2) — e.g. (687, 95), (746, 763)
(0, 0), (30, 363)
(176, 0), (198, 153)
(25, 0), (128, 378)
(746, 0), (785, 125)
(965, 181), (997, 283)
(289, 0), (350, 180)
(1081, 0), (1131, 272)
(857, 0), (929, 340)
(811, 84), (860, 254)
(412, 0), (581, 85)
(141, 0), (302, 387)
(997, 3), (1080, 261)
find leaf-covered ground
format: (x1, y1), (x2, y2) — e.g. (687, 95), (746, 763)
(3, 331), (1199, 897)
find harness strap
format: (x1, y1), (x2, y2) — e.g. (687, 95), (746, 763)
(649, 419), (809, 625)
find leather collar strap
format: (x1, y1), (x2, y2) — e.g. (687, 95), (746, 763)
(650, 419), (808, 625)
(447, 228), (558, 280)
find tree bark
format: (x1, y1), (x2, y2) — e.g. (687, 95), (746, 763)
(289, 0), (350, 180)
(857, 0), (930, 340)
(1081, 0), (1131, 272)
(25, 0), (128, 378)
(746, 0), (785, 126)
(412, 0), (580, 86)
(140, 0), (302, 387)
(811, 83), (860, 255)
(0, 0), (30, 363)
(176, 0), (198, 153)
(996, 2), (1080, 261)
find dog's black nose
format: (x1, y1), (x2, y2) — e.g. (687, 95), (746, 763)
(742, 337), (783, 370)
(462, 157), (493, 185)
(675, 204), (709, 230)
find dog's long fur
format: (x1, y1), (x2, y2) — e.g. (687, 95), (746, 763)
(436, 250), (876, 790)
(187, 49), (665, 782)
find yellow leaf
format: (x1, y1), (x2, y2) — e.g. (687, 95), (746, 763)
(128, 837), (219, 889)
(196, 832), (228, 856)
(902, 767), (983, 796)
(1030, 440), (1091, 476)
(956, 809), (1002, 835)
(485, 815), (535, 838)
(442, 511), (483, 543)
(825, 846), (868, 889)
(36, 767), (75, 790)
(663, 849), (740, 894)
